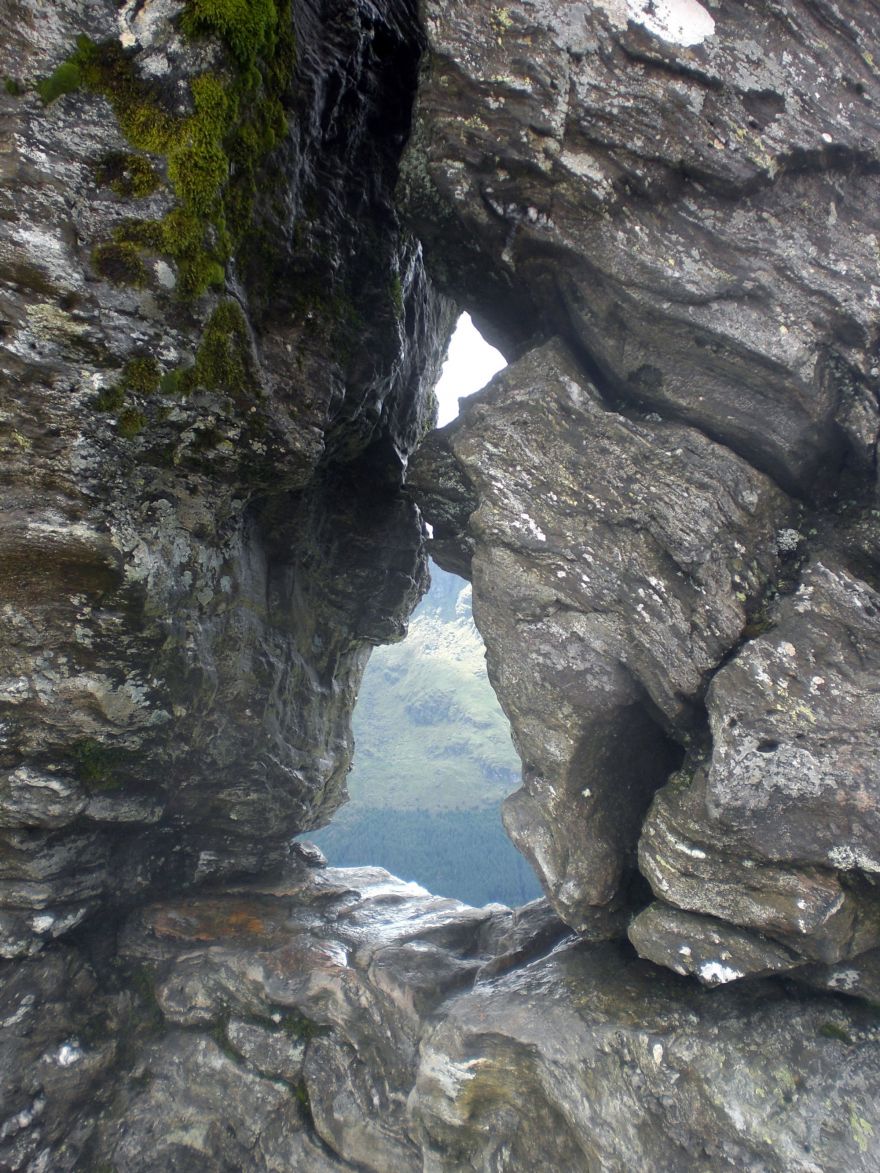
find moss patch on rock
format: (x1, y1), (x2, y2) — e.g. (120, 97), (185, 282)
(181, 0), (280, 70)
(91, 241), (149, 287)
(95, 151), (161, 199)
(177, 300), (259, 401)
(42, 5), (295, 299)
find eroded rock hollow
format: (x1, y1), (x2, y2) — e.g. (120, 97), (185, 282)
(1, 0), (879, 1169)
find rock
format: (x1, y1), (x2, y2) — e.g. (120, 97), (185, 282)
(628, 903), (803, 985)
(635, 562), (880, 973)
(0, 0), (451, 956)
(705, 561), (880, 873)
(90, 866), (564, 1170)
(3, 0), (880, 1167)
(402, 0), (880, 494)
(411, 336), (793, 927)
(410, 937), (880, 1172)
(94, 1032), (314, 1173)
(795, 948), (880, 1003)
(0, 947), (117, 1172)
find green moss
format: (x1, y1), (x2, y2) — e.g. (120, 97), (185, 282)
(819, 1021), (854, 1044)
(294, 1080), (312, 1114)
(96, 151), (161, 198)
(91, 241), (149, 287)
(166, 74), (232, 215)
(159, 369), (185, 397)
(94, 356), (160, 416)
(182, 0), (280, 70)
(118, 407), (148, 438)
(44, 4), (295, 299)
(37, 58), (84, 105)
(130, 965), (164, 1029)
(123, 356), (161, 394)
(179, 300), (257, 399)
(4, 77), (23, 96)
(71, 738), (127, 791)
(390, 273), (404, 317)
(94, 383), (127, 413)
(280, 1011), (328, 1041)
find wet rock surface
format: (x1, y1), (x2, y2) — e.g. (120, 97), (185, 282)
(0, 0), (450, 957)
(2, 0), (880, 1168)
(10, 861), (875, 1173)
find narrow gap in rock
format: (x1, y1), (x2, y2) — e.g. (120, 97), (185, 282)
(433, 312), (506, 426)
(308, 560), (542, 906)
(307, 316), (538, 906)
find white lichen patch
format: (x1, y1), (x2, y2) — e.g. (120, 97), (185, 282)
(594, 0), (715, 47)
(698, 960), (743, 985)
(54, 1041), (84, 1068)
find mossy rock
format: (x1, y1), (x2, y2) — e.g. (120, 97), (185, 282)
(182, 0), (281, 70)
(95, 151), (161, 199)
(178, 300), (259, 400)
(118, 407), (148, 438)
(71, 738), (130, 791)
(38, 1), (296, 299)
(91, 241), (150, 287)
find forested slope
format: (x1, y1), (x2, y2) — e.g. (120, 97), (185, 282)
(309, 564), (541, 906)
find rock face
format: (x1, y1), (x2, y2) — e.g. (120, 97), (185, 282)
(0, 0), (451, 958)
(408, 0), (880, 988)
(412, 336), (793, 928)
(2, 0), (880, 1169)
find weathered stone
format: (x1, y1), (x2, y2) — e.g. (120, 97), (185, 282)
(4, 0), (880, 1167)
(410, 937), (880, 1172)
(94, 866), (565, 1171)
(402, 0), (880, 494)
(705, 560), (880, 873)
(0, 947), (117, 1172)
(629, 902), (802, 985)
(412, 336), (792, 927)
(638, 765), (880, 967)
(94, 1032), (313, 1173)
(0, 0), (451, 956)
(634, 561), (880, 973)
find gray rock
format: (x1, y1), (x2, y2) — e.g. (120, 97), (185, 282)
(402, 0), (880, 493)
(95, 866), (561, 1171)
(410, 937), (880, 1172)
(629, 902), (803, 985)
(636, 562), (880, 973)
(412, 336), (792, 927)
(705, 561), (880, 874)
(0, 0), (451, 956)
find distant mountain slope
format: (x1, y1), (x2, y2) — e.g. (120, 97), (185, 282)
(345, 563), (522, 812)
(309, 563), (541, 906)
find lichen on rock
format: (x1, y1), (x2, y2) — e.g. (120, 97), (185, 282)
(2, 0), (880, 1169)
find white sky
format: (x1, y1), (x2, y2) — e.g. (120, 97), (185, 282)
(434, 313), (507, 426)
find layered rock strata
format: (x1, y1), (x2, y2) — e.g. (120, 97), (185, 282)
(2, 0), (880, 1169)
(0, 0), (450, 959)
(408, 0), (880, 988)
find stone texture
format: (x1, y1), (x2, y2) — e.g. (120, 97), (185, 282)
(19, 863), (873, 1173)
(3, 0), (880, 1168)
(0, 0), (452, 957)
(636, 562), (880, 970)
(401, 0), (880, 494)
(88, 864), (570, 1171)
(410, 935), (880, 1173)
(412, 336), (793, 927)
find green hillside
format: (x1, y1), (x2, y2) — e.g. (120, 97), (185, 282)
(308, 564), (541, 906)
(346, 566), (521, 811)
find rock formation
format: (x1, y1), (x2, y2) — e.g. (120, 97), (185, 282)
(1, 0), (879, 1169)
